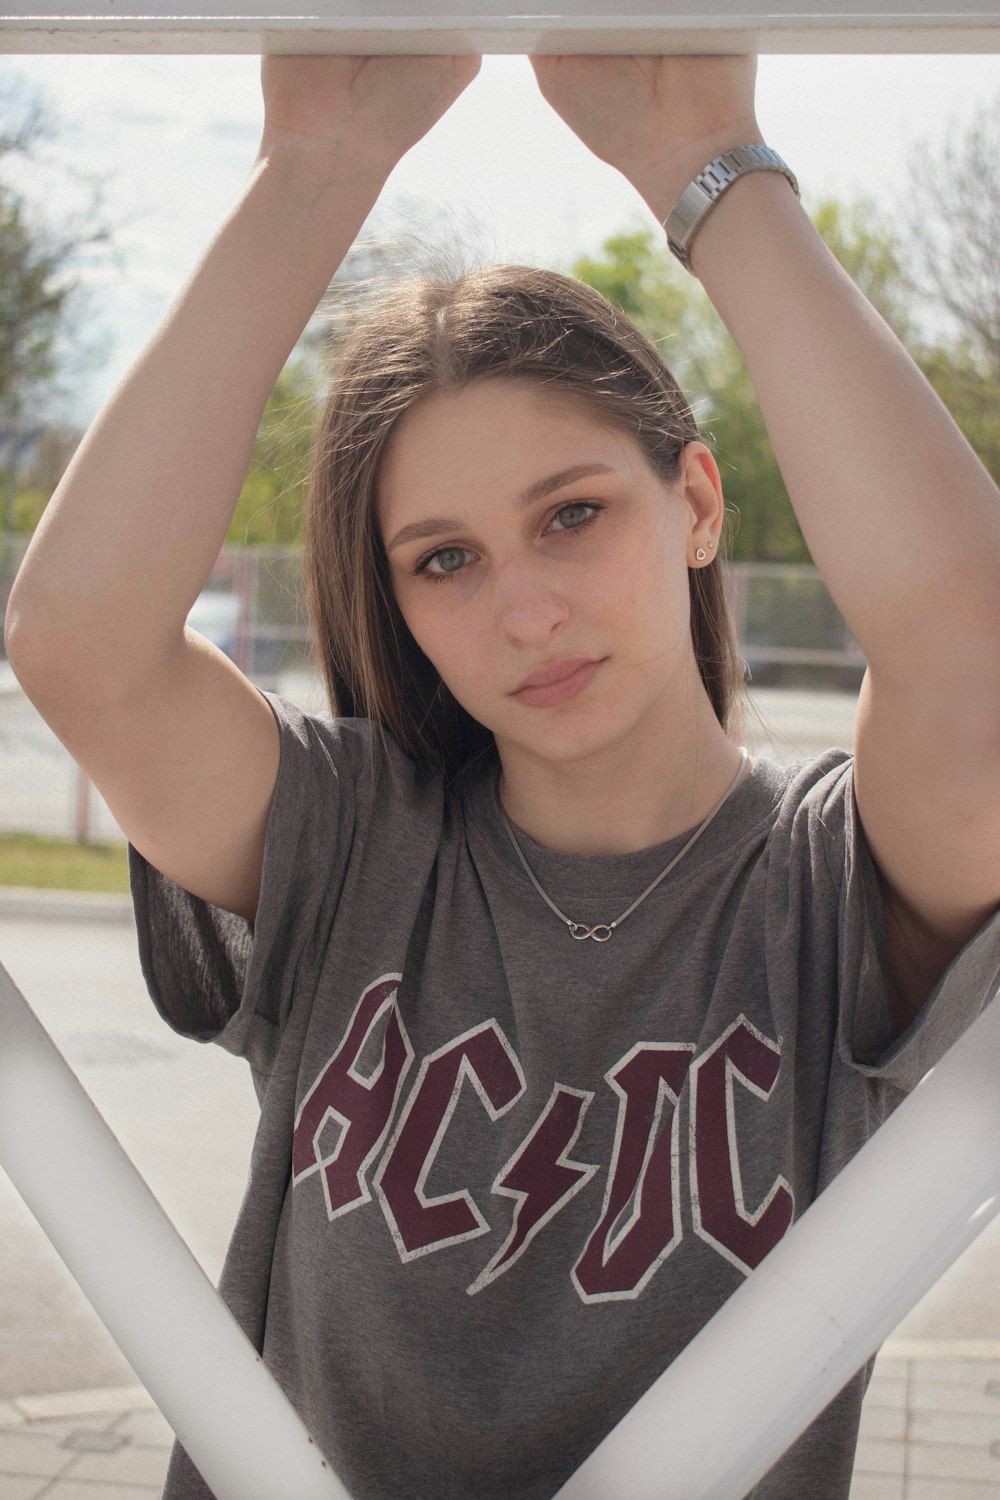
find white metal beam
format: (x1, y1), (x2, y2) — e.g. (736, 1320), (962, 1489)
(2, 1), (999, 56)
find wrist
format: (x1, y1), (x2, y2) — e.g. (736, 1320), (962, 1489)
(628, 121), (768, 225)
(663, 145), (800, 276)
(255, 127), (395, 196)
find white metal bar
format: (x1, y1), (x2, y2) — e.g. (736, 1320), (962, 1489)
(2, 5), (999, 54)
(0, 958), (351, 1500)
(2, 944), (999, 1499)
(556, 990), (1000, 1499)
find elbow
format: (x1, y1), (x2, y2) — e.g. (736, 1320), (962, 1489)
(4, 580), (77, 706)
(4, 574), (147, 714)
(3, 580), (42, 689)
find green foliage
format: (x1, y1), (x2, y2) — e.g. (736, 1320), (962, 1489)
(808, 195), (917, 342)
(573, 228), (690, 330)
(3, 353), (324, 543)
(909, 334), (1000, 487)
(0, 831), (129, 891)
(227, 360), (321, 545)
(899, 91), (1000, 390)
(11, 482), (46, 532)
(697, 352), (807, 562)
(567, 216), (810, 562)
(567, 191), (997, 561)
(2, 428), (78, 534)
(0, 79), (82, 425)
(0, 185), (69, 408)
(0, 79), (108, 533)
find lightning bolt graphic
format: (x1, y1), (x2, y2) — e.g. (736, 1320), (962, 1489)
(467, 1084), (598, 1296)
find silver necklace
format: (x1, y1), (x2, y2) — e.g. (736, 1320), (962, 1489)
(499, 747), (751, 942)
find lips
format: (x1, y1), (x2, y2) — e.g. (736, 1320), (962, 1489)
(511, 657), (605, 708)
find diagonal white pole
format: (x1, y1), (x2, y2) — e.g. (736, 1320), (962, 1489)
(0, 957), (352, 1500)
(556, 987), (1000, 1499)
(3, 944), (999, 1499)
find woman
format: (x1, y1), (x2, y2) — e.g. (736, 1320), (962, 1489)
(6, 52), (1000, 1500)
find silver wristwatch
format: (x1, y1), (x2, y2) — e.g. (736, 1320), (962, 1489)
(664, 145), (800, 274)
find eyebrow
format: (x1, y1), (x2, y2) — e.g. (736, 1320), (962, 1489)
(385, 462), (619, 554)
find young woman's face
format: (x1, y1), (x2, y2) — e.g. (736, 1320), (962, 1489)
(377, 377), (721, 772)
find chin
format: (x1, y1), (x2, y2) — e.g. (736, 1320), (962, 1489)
(496, 712), (637, 770)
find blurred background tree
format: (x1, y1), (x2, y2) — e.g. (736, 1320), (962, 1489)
(226, 361), (320, 546)
(900, 91), (1000, 483)
(566, 190), (956, 563)
(0, 75), (110, 535)
(224, 205), (471, 545)
(4, 82), (997, 558)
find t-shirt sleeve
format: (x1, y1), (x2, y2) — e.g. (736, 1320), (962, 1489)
(128, 691), (368, 1083)
(813, 754), (1000, 1093)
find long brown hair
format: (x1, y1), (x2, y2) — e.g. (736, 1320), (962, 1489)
(305, 262), (751, 781)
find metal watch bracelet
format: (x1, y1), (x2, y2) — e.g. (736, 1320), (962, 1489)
(664, 145), (800, 275)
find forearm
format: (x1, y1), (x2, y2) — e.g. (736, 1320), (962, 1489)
(6, 142), (388, 702)
(637, 157), (1000, 693)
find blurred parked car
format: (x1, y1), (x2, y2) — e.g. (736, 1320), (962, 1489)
(186, 589), (287, 682)
(186, 590), (242, 659)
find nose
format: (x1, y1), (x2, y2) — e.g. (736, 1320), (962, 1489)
(492, 556), (570, 646)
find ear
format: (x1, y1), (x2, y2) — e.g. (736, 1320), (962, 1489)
(677, 441), (726, 564)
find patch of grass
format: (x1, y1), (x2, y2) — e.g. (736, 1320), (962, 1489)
(0, 832), (130, 893)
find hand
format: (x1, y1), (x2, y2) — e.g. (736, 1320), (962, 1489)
(529, 54), (763, 217)
(260, 54), (482, 181)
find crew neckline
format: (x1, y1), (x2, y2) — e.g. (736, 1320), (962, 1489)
(461, 750), (800, 908)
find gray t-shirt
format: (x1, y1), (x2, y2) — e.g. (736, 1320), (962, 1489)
(130, 692), (1000, 1500)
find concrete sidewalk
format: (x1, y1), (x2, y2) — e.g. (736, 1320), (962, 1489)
(0, 1382), (170, 1499)
(2, 1344), (1000, 1498)
(852, 1343), (1000, 1497)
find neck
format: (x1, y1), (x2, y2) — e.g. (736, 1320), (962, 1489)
(496, 700), (750, 857)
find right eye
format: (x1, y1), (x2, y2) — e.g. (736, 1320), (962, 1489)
(414, 546), (474, 581)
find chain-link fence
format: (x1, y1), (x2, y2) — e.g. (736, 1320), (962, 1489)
(1, 537), (865, 843)
(726, 562), (866, 686)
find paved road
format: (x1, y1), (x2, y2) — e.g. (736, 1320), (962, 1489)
(0, 916), (259, 1400)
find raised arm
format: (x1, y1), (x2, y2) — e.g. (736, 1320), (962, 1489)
(531, 54), (1000, 1026)
(5, 55), (480, 922)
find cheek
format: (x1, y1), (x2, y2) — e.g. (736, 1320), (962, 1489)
(398, 589), (484, 687)
(604, 527), (675, 607)
(612, 554), (691, 654)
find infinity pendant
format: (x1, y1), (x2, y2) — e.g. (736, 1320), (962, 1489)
(568, 923), (615, 942)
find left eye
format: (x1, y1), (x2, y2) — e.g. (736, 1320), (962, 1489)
(549, 502), (598, 532)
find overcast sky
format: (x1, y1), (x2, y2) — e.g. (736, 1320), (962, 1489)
(3, 49), (1000, 428)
